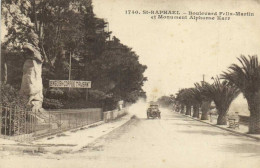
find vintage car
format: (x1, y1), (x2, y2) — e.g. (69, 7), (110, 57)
(147, 104), (161, 119)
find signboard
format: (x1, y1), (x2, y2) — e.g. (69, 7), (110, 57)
(49, 80), (91, 88)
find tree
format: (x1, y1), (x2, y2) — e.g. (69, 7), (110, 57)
(222, 55), (260, 133)
(1, 50), (8, 84)
(176, 89), (186, 114)
(1, 0), (34, 50)
(203, 78), (240, 125)
(2, 0), (45, 111)
(91, 37), (147, 106)
(176, 88), (194, 116)
(157, 95), (175, 108)
(188, 87), (202, 118)
(1, 0), (147, 111)
(193, 82), (212, 120)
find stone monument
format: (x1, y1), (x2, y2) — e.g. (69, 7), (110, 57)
(20, 31), (44, 114)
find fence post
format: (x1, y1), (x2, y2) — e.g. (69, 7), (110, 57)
(87, 111), (89, 125)
(14, 106), (17, 140)
(34, 109), (37, 134)
(81, 113), (83, 127)
(4, 107), (7, 137)
(76, 114), (78, 127)
(22, 109), (25, 141)
(17, 107), (20, 135)
(25, 109), (27, 135)
(49, 110), (51, 130)
(30, 111), (32, 134)
(9, 107), (12, 136)
(68, 114), (70, 128)
(59, 112), (62, 130)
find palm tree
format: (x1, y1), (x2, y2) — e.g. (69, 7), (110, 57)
(182, 88), (194, 116)
(194, 82), (212, 120)
(176, 89), (185, 114)
(192, 103), (200, 118)
(185, 88), (200, 118)
(203, 78), (240, 125)
(176, 88), (193, 115)
(200, 101), (211, 120)
(222, 55), (260, 133)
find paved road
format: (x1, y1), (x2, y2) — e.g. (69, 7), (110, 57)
(1, 109), (260, 168)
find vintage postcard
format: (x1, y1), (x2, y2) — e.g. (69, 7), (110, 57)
(0, 0), (260, 168)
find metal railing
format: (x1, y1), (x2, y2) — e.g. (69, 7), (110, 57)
(0, 105), (103, 142)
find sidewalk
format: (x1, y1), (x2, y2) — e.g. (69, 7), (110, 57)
(0, 114), (133, 154)
(179, 112), (260, 141)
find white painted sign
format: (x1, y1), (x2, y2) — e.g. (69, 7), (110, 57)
(49, 80), (91, 88)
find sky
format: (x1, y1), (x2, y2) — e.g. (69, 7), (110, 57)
(92, 0), (260, 101)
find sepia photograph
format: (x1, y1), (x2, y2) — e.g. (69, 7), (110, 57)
(0, 0), (260, 167)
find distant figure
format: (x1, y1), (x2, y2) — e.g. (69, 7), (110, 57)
(209, 111), (213, 122)
(235, 112), (240, 122)
(118, 100), (124, 110)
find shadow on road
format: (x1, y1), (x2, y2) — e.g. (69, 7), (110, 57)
(177, 130), (234, 136)
(221, 143), (260, 157)
(171, 123), (213, 127)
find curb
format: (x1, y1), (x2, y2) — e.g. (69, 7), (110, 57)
(0, 114), (133, 154)
(33, 121), (105, 141)
(178, 113), (260, 141)
(81, 114), (137, 150)
(0, 121), (104, 154)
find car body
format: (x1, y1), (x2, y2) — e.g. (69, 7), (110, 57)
(147, 104), (161, 119)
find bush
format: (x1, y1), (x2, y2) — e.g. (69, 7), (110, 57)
(66, 88), (83, 100)
(42, 98), (63, 109)
(62, 99), (101, 109)
(1, 49), (25, 90)
(89, 90), (106, 100)
(0, 83), (27, 107)
(45, 88), (66, 99)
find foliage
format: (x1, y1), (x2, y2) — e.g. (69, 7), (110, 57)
(1, 49), (25, 89)
(2, 0), (147, 109)
(87, 37), (147, 104)
(176, 88), (194, 106)
(203, 78), (240, 124)
(0, 83), (27, 107)
(45, 88), (65, 100)
(42, 98), (63, 109)
(89, 90), (107, 101)
(193, 82), (212, 103)
(1, 0), (34, 50)
(157, 95), (175, 107)
(222, 55), (260, 133)
(203, 78), (240, 113)
(222, 55), (260, 100)
(62, 99), (100, 109)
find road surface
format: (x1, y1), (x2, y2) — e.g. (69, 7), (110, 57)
(1, 109), (260, 168)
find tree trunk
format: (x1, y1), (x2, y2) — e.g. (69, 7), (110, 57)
(3, 62), (7, 84)
(192, 104), (200, 118)
(180, 104), (185, 114)
(1, 54), (7, 84)
(185, 105), (191, 116)
(201, 101), (211, 120)
(217, 110), (227, 125)
(247, 91), (260, 134)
